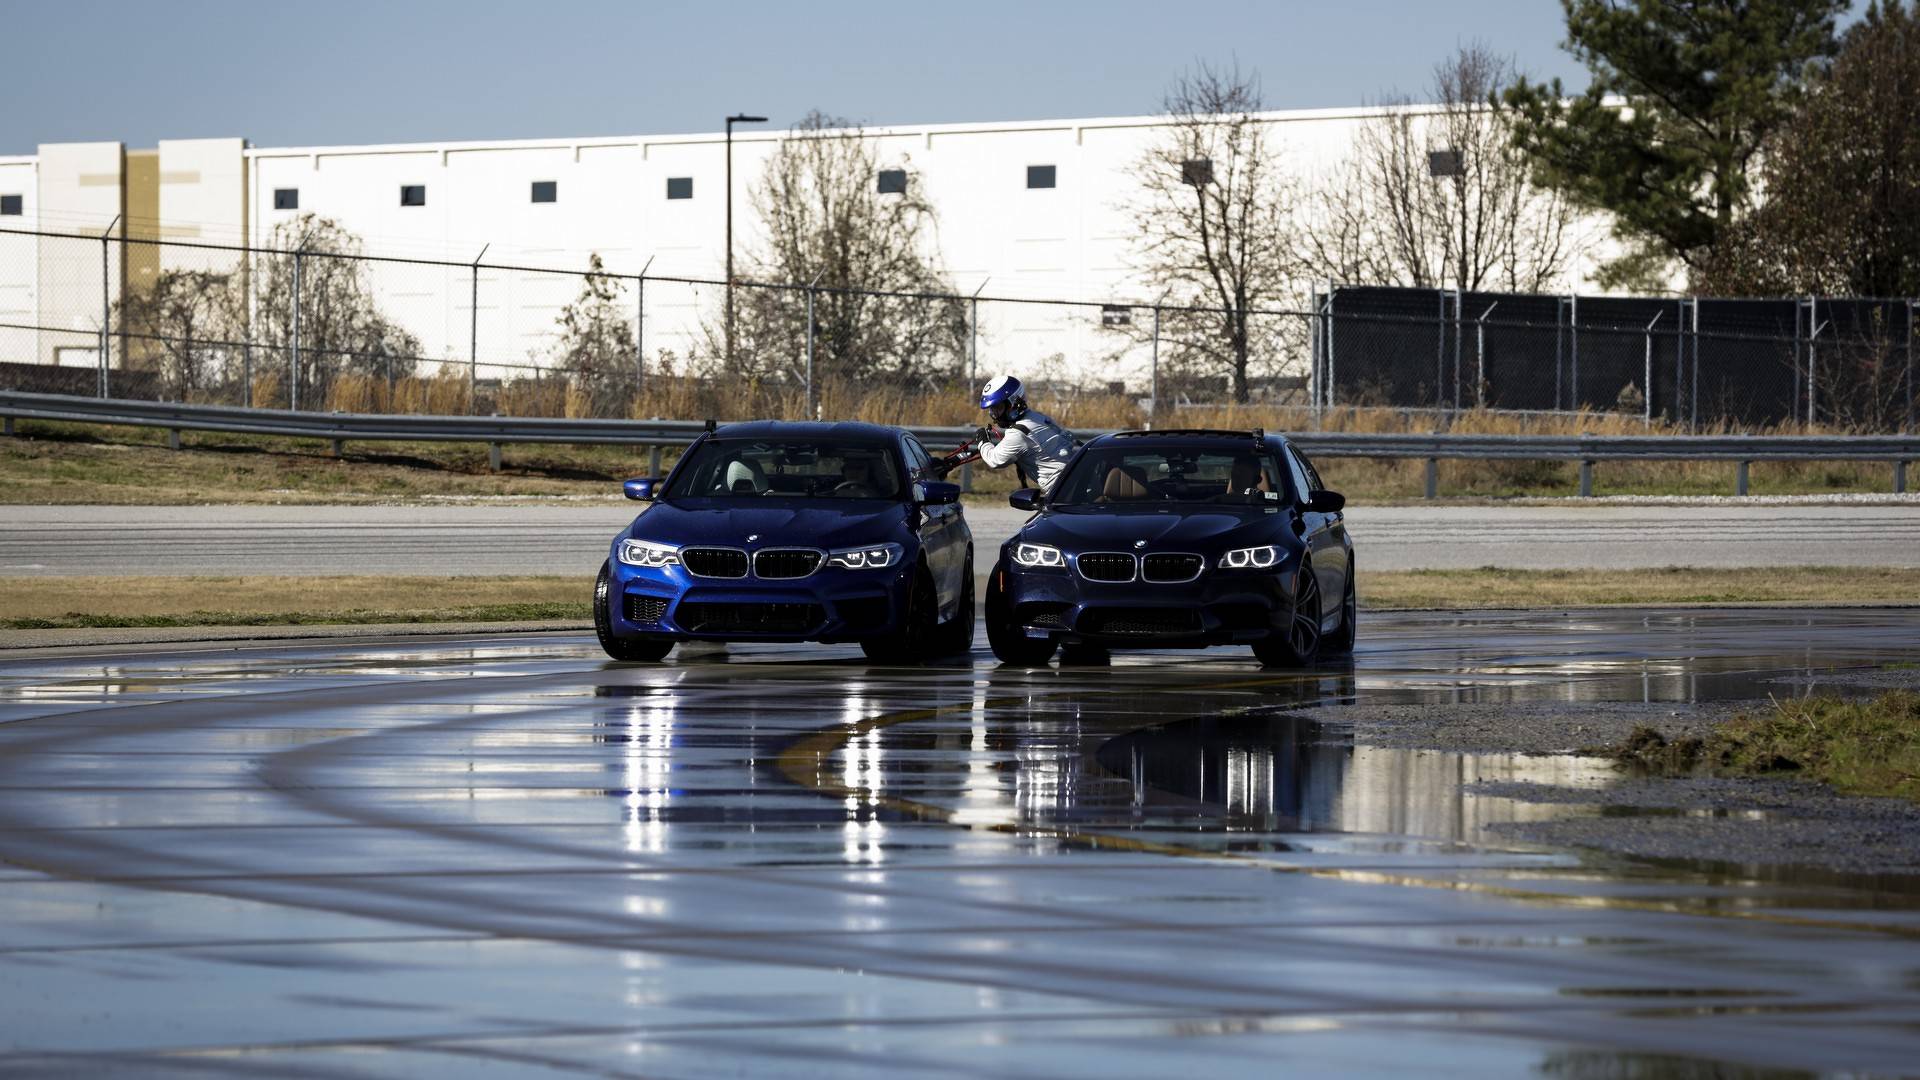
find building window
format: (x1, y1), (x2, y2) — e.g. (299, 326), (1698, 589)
(1026, 165), (1056, 189)
(1427, 149), (1464, 178)
(531, 180), (557, 203)
(400, 184), (427, 207)
(876, 169), (907, 195)
(666, 177), (693, 200)
(0, 195), (21, 216)
(1181, 159), (1213, 186)
(272, 188), (298, 211)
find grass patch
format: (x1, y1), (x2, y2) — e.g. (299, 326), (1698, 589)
(1599, 692), (1920, 802)
(0, 575), (588, 630)
(1357, 566), (1920, 609)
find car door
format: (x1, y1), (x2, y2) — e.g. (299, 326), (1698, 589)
(1281, 443), (1347, 626)
(903, 437), (962, 609)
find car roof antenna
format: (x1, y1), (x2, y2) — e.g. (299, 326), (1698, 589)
(704, 418), (717, 433)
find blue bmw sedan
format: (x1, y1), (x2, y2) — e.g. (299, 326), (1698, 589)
(594, 421), (974, 663)
(985, 429), (1353, 667)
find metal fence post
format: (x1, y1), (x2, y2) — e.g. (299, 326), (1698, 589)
(290, 248), (303, 412)
(1475, 301), (1498, 409)
(470, 245), (488, 416)
(1435, 288), (1447, 411)
(1643, 310), (1662, 428)
(98, 221), (115, 399)
(1569, 293), (1580, 412)
(805, 284), (816, 421)
(635, 255), (653, 400)
(1452, 287), (1463, 411)
(1690, 297), (1700, 432)
(1327, 286), (1338, 411)
(1149, 303), (1162, 429)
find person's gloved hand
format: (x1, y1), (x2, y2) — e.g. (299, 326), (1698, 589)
(975, 425), (992, 443)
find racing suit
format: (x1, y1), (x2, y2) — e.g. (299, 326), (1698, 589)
(980, 410), (1075, 492)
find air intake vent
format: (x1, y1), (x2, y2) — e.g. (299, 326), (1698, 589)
(1142, 553), (1203, 582)
(675, 602), (823, 634)
(754, 549), (822, 579)
(1082, 607), (1201, 636)
(682, 547), (748, 578)
(625, 595), (669, 626)
(1077, 553), (1136, 582)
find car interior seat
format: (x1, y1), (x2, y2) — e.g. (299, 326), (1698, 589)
(723, 459), (767, 494)
(1100, 465), (1152, 501)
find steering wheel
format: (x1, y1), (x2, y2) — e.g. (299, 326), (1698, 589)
(832, 481), (877, 498)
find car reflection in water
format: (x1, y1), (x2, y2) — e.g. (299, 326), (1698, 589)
(1094, 669), (1613, 849)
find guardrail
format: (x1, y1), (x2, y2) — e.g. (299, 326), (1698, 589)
(3, 390), (1915, 497)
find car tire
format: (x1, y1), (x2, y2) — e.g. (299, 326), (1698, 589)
(985, 562), (1057, 666)
(594, 563), (674, 663)
(1325, 561), (1357, 655)
(928, 552), (976, 659)
(1252, 564), (1323, 668)
(862, 566), (939, 664)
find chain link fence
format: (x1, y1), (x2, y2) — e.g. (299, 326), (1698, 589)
(3, 226), (1914, 433)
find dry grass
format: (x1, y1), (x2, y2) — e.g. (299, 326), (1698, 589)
(0, 575), (586, 629)
(1358, 566), (1920, 609)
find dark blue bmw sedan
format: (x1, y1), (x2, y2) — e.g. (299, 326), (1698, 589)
(594, 421), (973, 663)
(985, 429), (1353, 667)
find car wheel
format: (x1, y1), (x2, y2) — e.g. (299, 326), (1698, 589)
(1253, 565), (1322, 668)
(594, 563), (674, 662)
(1326, 562), (1357, 655)
(862, 566), (938, 664)
(929, 552), (976, 659)
(985, 562), (1057, 666)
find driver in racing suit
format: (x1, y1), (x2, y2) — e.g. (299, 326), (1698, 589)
(975, 374), (1076, 493)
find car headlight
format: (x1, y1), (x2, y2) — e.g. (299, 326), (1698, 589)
(618, 538), (681, 568)
(1221, 544), (1282, 569)
(1012, 542), (1065, 568)
(827, 543), (902, 570)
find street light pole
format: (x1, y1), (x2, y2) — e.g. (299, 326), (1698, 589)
(724, 113), (767, 369)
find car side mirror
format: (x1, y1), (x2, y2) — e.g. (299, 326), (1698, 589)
(1008, 488), (1043, 511)
(623, 477), (663, 501)
(917, 481), (961, 506)
(1307, 490), (1345, 513)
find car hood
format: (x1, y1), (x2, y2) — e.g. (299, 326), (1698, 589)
(628, 498), (912, 550)
(1019, 506), (1286, 551)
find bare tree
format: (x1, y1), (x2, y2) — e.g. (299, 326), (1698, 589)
(115, 268), (241, 399)
(1127, 62), (1301, 404)
(249, 215), (422, 406)
(1303, 44), (1581, 294)
(722, 111), (966, 390)
(548, 254), (636, 417)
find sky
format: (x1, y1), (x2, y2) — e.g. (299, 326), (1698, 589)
(0, 0), (1598, 155)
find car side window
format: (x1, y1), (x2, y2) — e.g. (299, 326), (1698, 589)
(1291, 446), (1325, 494)
(902, 438), (934, 480)
(1278, 447), (1313, 504)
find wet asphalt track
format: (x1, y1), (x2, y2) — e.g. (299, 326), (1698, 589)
(4, 610), (1920, 1076)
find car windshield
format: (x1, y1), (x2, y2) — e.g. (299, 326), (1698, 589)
(1050, 446), (1285, 506)
(664, 439), (904, 500)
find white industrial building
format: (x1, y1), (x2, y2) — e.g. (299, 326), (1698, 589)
(0, 108), (1607, 386)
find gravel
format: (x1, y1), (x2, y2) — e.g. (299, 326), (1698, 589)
(1308, 699), (1761, 756)
(1315, 695), (1920, 877)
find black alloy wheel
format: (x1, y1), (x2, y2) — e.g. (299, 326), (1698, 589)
(594, 563), (675, 662)
(862, 566), (939, 664)
(1253, 565), (1322, 668)
(985, 562), (1058, 666)
(1326, 562), (1357, 654)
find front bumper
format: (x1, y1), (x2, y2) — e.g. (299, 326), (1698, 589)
(999, 560), (1297, 647)
(607, 560), (910, 643)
